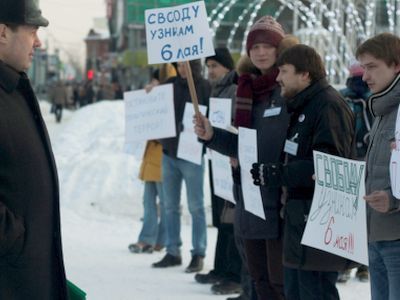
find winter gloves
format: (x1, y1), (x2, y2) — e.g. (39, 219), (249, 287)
(250, 162), (285, 187)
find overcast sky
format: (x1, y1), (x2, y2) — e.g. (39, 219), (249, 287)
(38, 0), (107, 66)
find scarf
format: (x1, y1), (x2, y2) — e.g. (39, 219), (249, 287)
(234, 67), (279, 127)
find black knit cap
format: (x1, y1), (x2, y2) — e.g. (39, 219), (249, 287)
(206, 47), (235, 71)
(0, 0), (49, 27)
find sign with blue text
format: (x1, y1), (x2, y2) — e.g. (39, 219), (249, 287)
(301, 151), (368, 265)
(124, 84), (176, 143)
(209, 98), (234, 203)
(145, 1), (215, 64)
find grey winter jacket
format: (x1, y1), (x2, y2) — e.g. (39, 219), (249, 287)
(365, 73), (400, 242)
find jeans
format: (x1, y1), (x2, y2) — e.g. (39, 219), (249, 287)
(137, 181), (166, 246)
(284, 267), (339, 300)
(369, 240), (400, 300)
(162, 154), (207, 257)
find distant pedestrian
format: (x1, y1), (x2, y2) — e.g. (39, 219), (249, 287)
(50, 80), (68, 123)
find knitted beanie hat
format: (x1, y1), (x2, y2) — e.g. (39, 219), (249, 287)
(349, 62), (364, 77)
(246, 16), (285, 54)
(205, 47), (235, 71)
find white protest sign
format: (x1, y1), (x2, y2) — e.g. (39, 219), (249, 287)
(209, 97), (234, 203)
(209, 97), (232, 129)
(145, 1), (215, 64)
(124, 84), (176, 143)
(238, 127), (265, 220)
(301, 151), (368, 265)
(210, 151), (235, 203)
(390, 105), (400, 199)
(177, 102), (207, 165)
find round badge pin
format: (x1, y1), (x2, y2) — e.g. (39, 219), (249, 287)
(298, 114), (305, 122)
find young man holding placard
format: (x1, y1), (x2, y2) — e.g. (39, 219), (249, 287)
(152, 60), (211, 273)
(356, 33), (400, 300)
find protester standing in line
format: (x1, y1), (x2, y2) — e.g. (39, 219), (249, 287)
(128, 64), (177, 254)
(250, 44), (356, 299)
(0, 0), (68, 298)
(356, 33), (400, 300)
(194, 47), (243, 296)
(153, 60), (211, 273)
(194, 16), (299, 300)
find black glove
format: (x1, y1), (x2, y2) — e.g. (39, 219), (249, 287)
(250, 162), (284, 187)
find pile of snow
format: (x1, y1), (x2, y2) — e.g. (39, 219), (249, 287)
(38, 101), (370, 300)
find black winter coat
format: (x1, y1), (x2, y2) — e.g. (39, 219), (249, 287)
(281, 79), (356, 271)
(206, 88), (290, 239)
(0, 61), (67, 299)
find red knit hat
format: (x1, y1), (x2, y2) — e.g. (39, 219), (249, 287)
(349, 62), (364, 77)
(246, 16), (285, 54)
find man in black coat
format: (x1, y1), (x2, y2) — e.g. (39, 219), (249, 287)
(0, 1), (68, 299)
(251, 44), (356, 300)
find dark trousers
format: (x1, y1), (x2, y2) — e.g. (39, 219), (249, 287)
(54, 104), (63, 122)
(284, 267), (339, 300)
(214, 226), (241, 282)
(235, 234), (257, 300)
(244, 239), (285, 300)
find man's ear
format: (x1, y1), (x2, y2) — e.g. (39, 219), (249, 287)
(394, 63), (400, 73)
(0, 24), (8, 44)
(301, 71), (311, 83)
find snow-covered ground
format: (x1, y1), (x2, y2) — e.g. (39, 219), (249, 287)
(40, 101), (371, 300)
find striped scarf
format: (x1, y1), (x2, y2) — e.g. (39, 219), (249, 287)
(234, 68), (279, 128)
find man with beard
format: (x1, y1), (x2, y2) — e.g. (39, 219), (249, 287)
(250, 44), (356, 299)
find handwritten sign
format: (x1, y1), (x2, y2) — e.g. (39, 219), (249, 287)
(301, 151), (368, 265)
(124, 84), (176, 143)
(209, 97), (232, 129)
(211, 151), (235, 203)
(177, 102), (207, 165)
(209, 97), (234, 202)
(390, 105), (400, 199)
(145, 1), (215, 64)
(238, 127), (265, 220)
